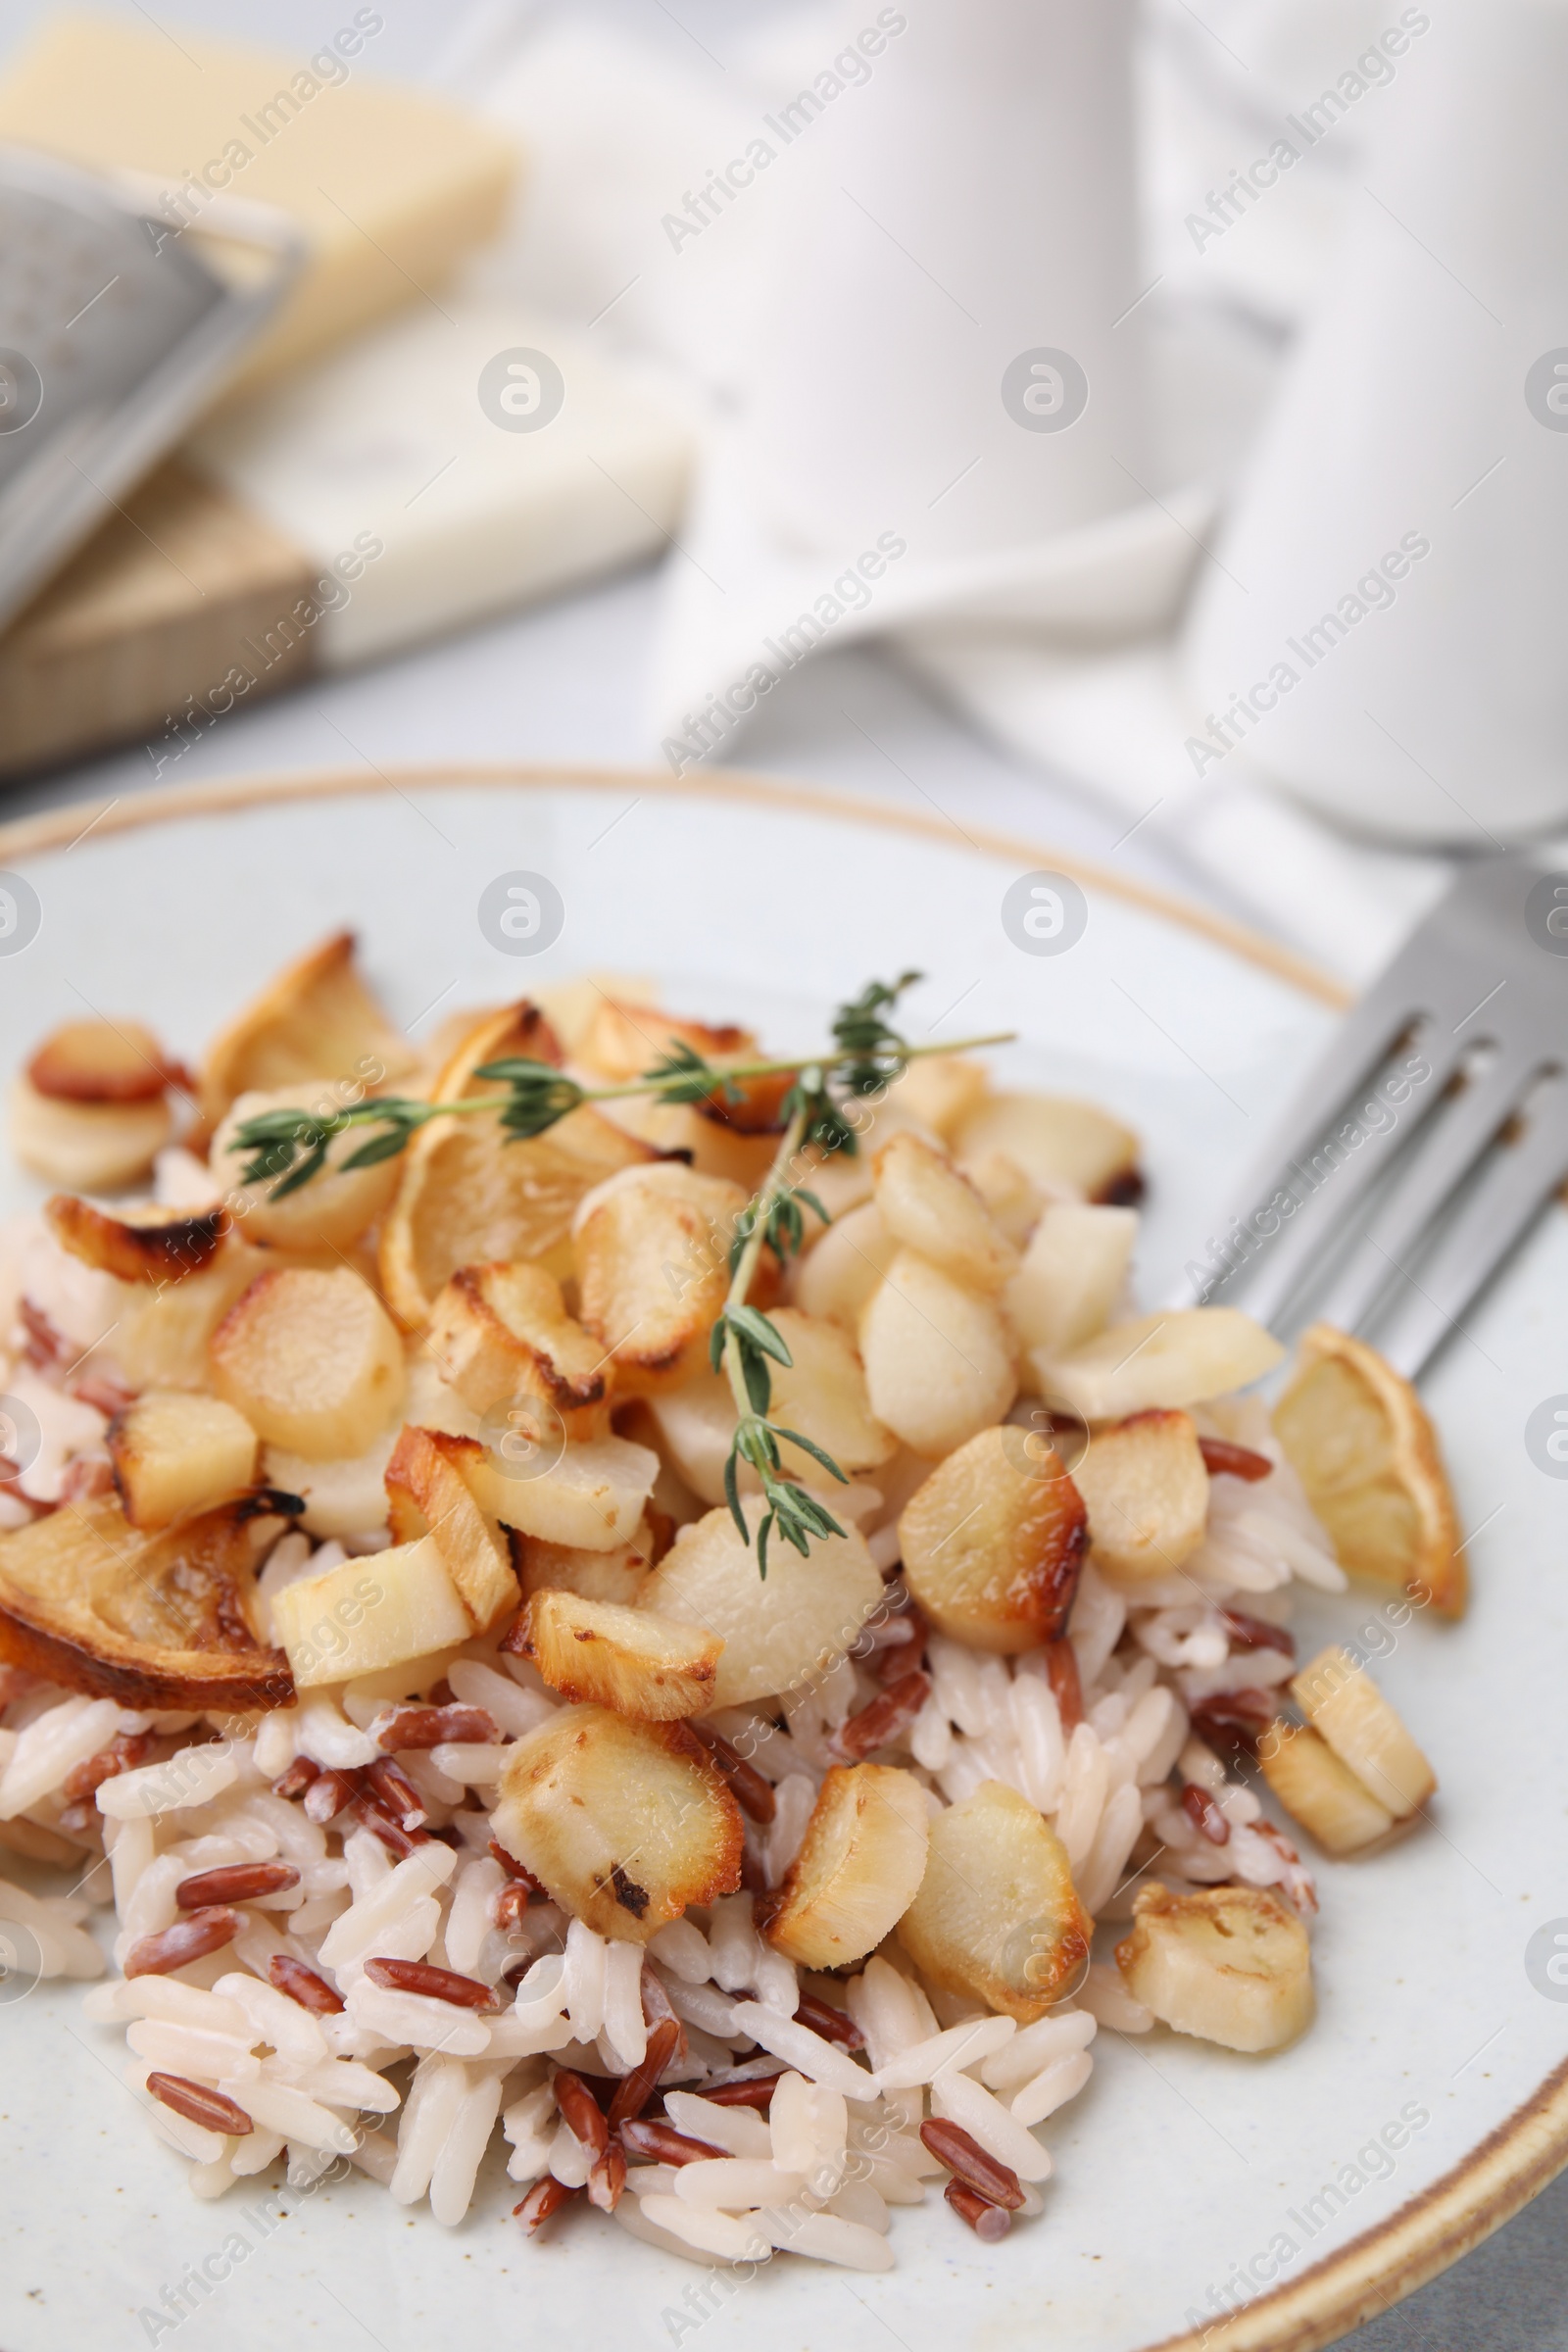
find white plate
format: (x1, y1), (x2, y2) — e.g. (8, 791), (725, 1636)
(0, 765), (1562, 2352)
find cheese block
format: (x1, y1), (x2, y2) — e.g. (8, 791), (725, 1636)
(0, 13), (516, 388)
(0, 300), (694, 777)
(184, 295), (696, 669)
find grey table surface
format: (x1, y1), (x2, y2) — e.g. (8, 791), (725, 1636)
(2, 2), (1565, 2345)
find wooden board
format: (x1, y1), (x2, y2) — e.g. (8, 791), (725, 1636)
(0, 463), (318, 779)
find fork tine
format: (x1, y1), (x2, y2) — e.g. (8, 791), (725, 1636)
(1182, 853), (1568, 1346)
(1367, 1079), (1568, 1377)
(1188, 1024), (1462, 1321)
(1307, 1050), (1545, 1337)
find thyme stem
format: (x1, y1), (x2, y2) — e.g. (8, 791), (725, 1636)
(720, 1103), (809, 1424)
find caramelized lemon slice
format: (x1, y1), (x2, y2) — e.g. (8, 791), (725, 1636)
(1273, 1323), (1464, 1618)
(378, 1003), (652, 1329)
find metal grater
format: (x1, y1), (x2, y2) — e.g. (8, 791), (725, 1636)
(0, 145), (303, 635)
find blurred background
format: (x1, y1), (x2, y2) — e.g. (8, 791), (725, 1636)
(1, 1), (1565, 2337)
(4, 0), (1564, 997)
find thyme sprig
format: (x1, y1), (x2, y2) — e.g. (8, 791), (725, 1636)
(231, 973), (1013, 1196)
(230, 972), (1017, 1579)
(710, 1101), (847, 1578)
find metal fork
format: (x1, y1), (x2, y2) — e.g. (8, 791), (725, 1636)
(1179, 851), (1568, 1377)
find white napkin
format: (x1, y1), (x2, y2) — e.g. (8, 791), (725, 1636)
(466, 0), (1551, 981)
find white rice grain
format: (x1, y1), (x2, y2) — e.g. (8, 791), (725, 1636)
(294, 1692), (379, 1770)
(906, 1692), (953, 1772)
(272, 2057), (399, 2112)
(658, 1976), (742, 2040)
(548, 2114), (593, 2187)
(825, 2175), (890, 2232)
(980, 2008), (1096, 2093)
(511, 1952), (569, 2029)
(447, 1657), (557, 1739)
(318, 1843), (454, 1969)
(1125, 1686), (1188, 1786)
(393, 2056), (468, 2203)
(1009, 2050), (1095, 2128)
(1054, 1724), (1109, 1874)
(756, 2206), (893, 2271)
(84, 1977), (249, 2031)
(562, 1917), (607, 2041)
(125, 2019), (259, 2082)
(345, 1981), (490, 2055)
(636, 2196), (768, 2262)
(0, 1694), (122, 1819)
(446, 1857), (504, 1976)
(1067, 1567), (1125, 1689)
(98, 1743), (239, 1820)
(665, 2091), (770, 2158)
(230, 2127), (287, 2177)
(730, 2002), (877, 2102)
(925, 1635), (988, 1737)
(770, 2069), (847, 2190)
(674, 2159), (807, 2209)
(430, 2068), (505, 2225)
(927, 2066), (1052, 2181)
(228, 2076), (358, 2154)
(602, 1935), (647, 2069)
(763, 1775), (817, 1886)
(871, 2013), (1014, 2091)
(1075, 1960), (1154, 2033)
(429, 1741), (503, 1784)
(648, 1917), (711, 1984)
(1075, 1778), (1145, 1917)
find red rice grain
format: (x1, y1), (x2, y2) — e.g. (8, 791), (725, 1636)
(62, 1730), (151, 1802)
(921, 2119), (1025, 2210)
(793, 1991), (865, 2050)
(375, 1704), (499, 1750)
(350, 1798), (428, 1857)
(552, 2069), (609, 2157)
(619, 2117), (725, 2166)
(1199, 1437), (1274, 1483)
(172, 1853), (298, 1909)
(588, 2141), (627, 2213)
(836, 1671), (931, 1761)
(365, 1756), (426, 1831)
(1190, 1689), (1276, 1756)
(607, 2018), (681, 2131)
(1181, 1783), (1231, 1845)
(272, 1756), (318, 1801)
(269, 1955), (345, 2013)
(1219, 1607), (1296, 1659)
(945, 2180), (1010, 2240)
(302, 1765), (363, 1824)
(124, 1907), (242, 1978)
(148, 2074), (254, 2137)
(697, 2072), (783, 2111)
(1044, 1640), (1084, 1733)
(175, 1860), (300, 1908)
(363, 1956), (496, 2009)
(492, 1883), (533, 1931)
(514, 2177), (579, 2234)
(487, 1839), (544, 1889)
(686, 1723), (777, 1823)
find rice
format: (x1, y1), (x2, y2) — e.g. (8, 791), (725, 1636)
(0, 1321), (1344, 2266)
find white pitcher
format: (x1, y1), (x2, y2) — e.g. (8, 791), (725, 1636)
(1180, 0), (1568, 843)
(743, 0), (1150, 563)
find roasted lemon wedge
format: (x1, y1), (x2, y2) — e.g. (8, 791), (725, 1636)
(1273, 1323), (1463, 1617)
(0, 1494), (293, 1708)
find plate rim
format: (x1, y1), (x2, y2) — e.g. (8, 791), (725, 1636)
(5, 756), (1560, 2352)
